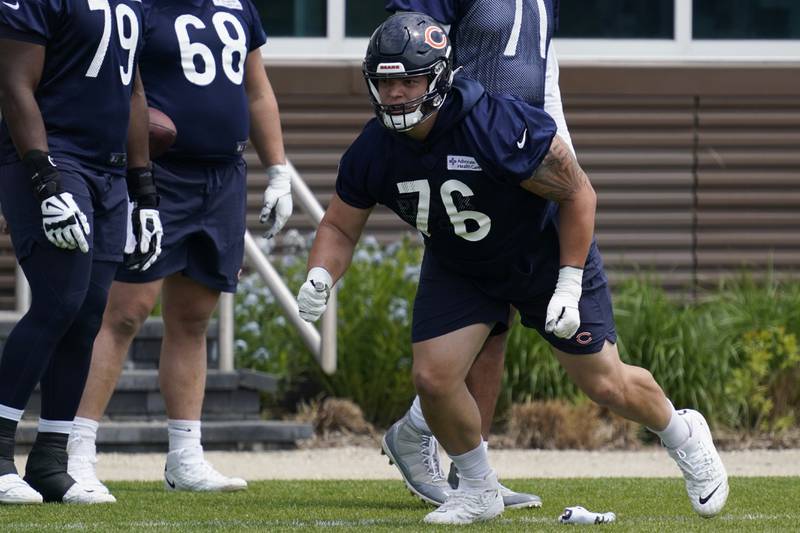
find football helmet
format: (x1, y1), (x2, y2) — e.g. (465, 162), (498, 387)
(363, 12), (454, 132)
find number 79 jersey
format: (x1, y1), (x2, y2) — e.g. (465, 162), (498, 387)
(139, 0), (266, 161)
(337, 77), (559, 281)
(0, 0), (144, 168)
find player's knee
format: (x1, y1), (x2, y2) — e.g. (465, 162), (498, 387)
(163, 311), (211, 340)
(105, 301), (151, 340)
(412, 365), (456, 399)
(581, 378), (625, 409)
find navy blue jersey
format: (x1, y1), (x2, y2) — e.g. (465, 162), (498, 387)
(0, 0), (144, 169)
(337, 76), (558, 281)
(386, 0), (558, 106)
(140, 0), (266, 161)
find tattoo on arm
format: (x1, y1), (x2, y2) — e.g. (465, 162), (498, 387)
(520, 136), (589, 202)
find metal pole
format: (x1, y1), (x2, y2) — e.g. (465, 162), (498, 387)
(218, 292), (234, 372)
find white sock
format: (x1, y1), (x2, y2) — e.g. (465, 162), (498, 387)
(69, 417), (99, 456)
(651, 405), (691, 448)
(168, 419), (201, 452)
(408, 396), (431, 434)
(38, 418), (73, 435)
(0, 404), (23, 422)
(449, 440), (492, 482)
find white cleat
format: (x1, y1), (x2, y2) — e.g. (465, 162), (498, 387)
(164, 447), (247, 492)
(62, 482), (116, 504)
(0, 473), (43, 504)
(424, 470), (503, 525)
(68, 454), (111, 496)
(667, 409), (728, 517)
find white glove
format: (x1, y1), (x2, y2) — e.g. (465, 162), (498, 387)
(124, 207), (163, 271)
(559, 506), (616, 525)
(545, 266), (583, 339)
(260, 163), (293, 239)
(297, 267), (332, 322)
(40, 192), (90, 253)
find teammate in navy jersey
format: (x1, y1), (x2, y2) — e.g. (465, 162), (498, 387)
(0, 0), (160, 504)
(383, 0), (568, 509)
(65, 0), (292, 497)
(297, 13), (728, 524)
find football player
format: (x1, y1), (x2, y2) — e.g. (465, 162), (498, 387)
(382, 0), (569, 509)
(0, 0), (159, 504)
(64, 0), (291, 498)
(297, 13), (728, 524)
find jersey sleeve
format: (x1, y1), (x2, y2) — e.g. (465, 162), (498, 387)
(384, 0), (459, 24)
(244, 0), (267, 50)
(464, 95), (557, 185)
(0, 0), (62, 45)
(334, 128), (381, 210)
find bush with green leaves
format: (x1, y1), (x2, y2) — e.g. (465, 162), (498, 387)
(235, 235), (800, 431)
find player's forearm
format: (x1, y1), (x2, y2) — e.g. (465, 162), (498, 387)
(557, 185), (596, 268)
(246, 54), (286, 167)
(0, 41), (47, 156)
(307, 220), (359, 284)
(127, 70), (150, 168)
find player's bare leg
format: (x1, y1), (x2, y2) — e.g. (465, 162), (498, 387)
(68, 280), (163, 496)
(410, 324), (503, 524)
(554, 341), (728, 517)
(159, 274), (246, 492)
(452, 314), (542, 508)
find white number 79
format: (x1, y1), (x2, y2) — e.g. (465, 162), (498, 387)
(85, 0), (139, 85)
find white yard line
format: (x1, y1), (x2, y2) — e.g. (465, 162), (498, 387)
(16, 447), (800, 481)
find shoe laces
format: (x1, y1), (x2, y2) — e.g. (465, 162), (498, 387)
(176, 450), (229, 482)
(419, 434), (445, 482)
(437, 488), (492, 517)
(675, 441), (715, 481)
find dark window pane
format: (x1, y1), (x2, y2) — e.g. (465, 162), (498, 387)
(346, 1), (388, 37)
(694, 0), (800, 39)
(558, 0), (674, 38)
(253, 0), (326, 37)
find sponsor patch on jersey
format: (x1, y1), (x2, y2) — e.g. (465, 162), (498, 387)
(447, 155), (482, 171)
(213, 0), (243, 10)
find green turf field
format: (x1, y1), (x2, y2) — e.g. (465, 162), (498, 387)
(1, 477), (797, 532)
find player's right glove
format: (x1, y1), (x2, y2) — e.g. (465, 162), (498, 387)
(297, 267), (332, 322)
(260, 163), (293, 239)
(545, 266), (583, 339)
(23, 150), (90, 253)
(124, 166), (163, 272)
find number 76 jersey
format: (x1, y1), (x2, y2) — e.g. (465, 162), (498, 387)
(336, 76), (560, 281)
(139, 0), (266, 161)
(0, 0), (144, 167)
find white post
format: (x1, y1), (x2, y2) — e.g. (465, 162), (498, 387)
(218, 292), (235, 372)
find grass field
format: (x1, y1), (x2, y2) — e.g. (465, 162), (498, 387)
(1, 477), (798, 532)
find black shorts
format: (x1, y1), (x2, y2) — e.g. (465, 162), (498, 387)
(411, 248), (617, 355)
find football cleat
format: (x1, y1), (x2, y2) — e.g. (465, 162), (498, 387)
(67, 453), (111, 496)
(164, 447), (247, 492)
(62, 482), (116, 504)
(0, 473), (43, 504)
(423, 470), (503, 525)
(448, 462), (542, 509)
(381, 414), (451, 506)
(666, 409), (728, 517)
(24, 440), (114, 503)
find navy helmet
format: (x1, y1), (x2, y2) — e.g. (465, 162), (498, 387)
(363, 12), (454, 132)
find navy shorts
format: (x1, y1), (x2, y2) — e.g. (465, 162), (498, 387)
(0, 157), (127, 263)
(411, 247), (617, 355)
(115, 157), (247, 292)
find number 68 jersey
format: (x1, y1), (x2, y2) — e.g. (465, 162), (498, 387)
(139, 0), (266, 161)
(0, 0), (144, 168)
(337, 76), (561, 285)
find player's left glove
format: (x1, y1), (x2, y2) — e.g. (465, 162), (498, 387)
(297, 267), (332, 322)
(545, 266), (583, 339)
(124, 166), (163, 272)
(259, 163), (293, 239)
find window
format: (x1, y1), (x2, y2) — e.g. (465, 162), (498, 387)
(254, 0), (326, 37)
(558, 0), (674, 38)
(694, 0), (800, 39)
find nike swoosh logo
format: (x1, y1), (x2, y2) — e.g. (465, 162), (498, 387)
(516, 128), (527, 149)
(165, 476), (176, 489)
(699, 483), (722, 504)
(2, 1), (20, 9)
